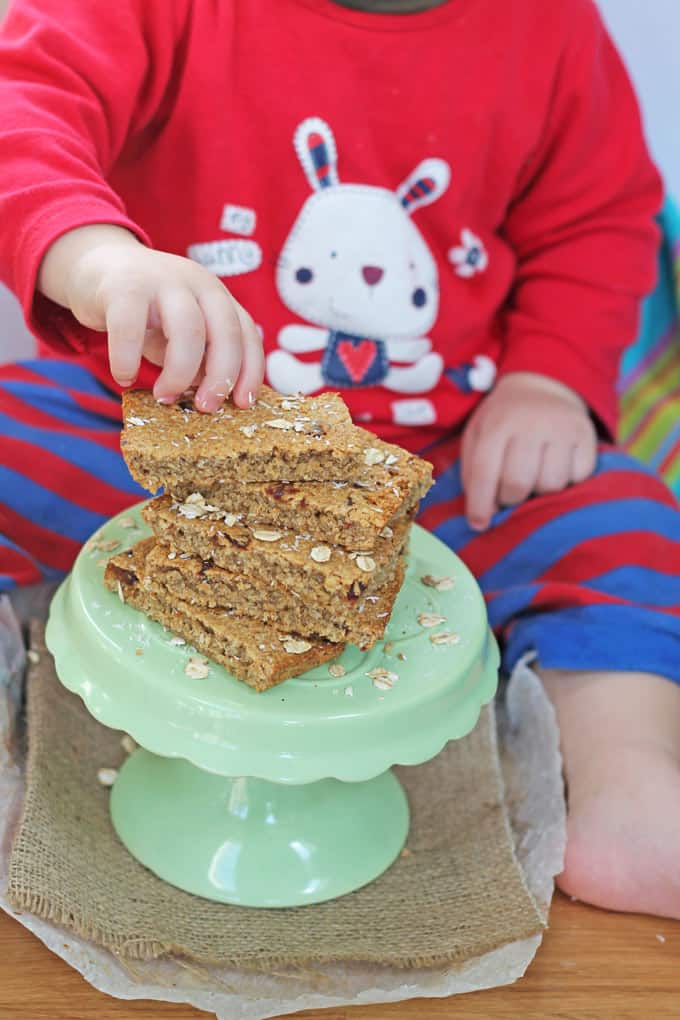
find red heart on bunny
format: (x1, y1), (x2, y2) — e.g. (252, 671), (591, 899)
(337, 340), (376, 383)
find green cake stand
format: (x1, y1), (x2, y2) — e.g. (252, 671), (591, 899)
(45, 503), (499, 908)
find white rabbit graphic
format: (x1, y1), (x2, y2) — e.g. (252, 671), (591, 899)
(266, 118), (450, 425)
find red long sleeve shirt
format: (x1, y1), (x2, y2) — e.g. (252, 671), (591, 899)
(0, 0), (662, 450)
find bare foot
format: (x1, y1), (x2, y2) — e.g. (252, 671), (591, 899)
(539, 668), (680, 919)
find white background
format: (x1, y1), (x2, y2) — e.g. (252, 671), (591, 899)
(598, 0), (678, 197)
(0, 0), (676, 361)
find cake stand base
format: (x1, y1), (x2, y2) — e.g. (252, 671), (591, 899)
(110, 750), (410, 907)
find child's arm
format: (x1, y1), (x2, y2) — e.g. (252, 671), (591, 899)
(462, 0), (663, 530)
(0, 0), (262, 410)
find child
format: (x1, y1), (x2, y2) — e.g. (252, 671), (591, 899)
(1, 0), (679, 918)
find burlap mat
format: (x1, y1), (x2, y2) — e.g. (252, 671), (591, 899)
(7, 624), (544, 971)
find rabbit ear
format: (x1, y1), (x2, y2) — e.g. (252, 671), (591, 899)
(397, 158), (450, 215)
(294, 117), (339, 192)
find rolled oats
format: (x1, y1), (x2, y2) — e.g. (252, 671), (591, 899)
(366, 667), (398, 690)
(97, 767), (118, 787)
(281, 637), (313, 654)
(429, 631), (461, 646)
(417, 612), (447, 628)
(185, 655), (210, 679)
(264, 418), (294, 431)
(421, 575), (455, 591)
(363, 447), (385, 466)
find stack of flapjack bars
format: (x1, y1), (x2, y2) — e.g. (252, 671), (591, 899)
(105, 385), (432, 691)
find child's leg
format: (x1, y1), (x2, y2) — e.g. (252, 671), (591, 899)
(540, 667), (680, 917)
(419, 438), (680, 918)
(0, 359), (144, 592)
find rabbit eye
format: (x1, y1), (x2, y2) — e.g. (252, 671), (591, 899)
(296, 267), (314, 284)
(412, 287), (427, 308)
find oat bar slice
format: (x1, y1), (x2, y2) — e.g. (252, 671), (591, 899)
(142, 495), (412, 603)
(104, 540), (343, 691)
(169, 440), (432, 549)
(121, 385), (369, 489)
(145, 540), (405, 649)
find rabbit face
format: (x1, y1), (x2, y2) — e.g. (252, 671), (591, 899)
(277, 185), (439, 338)
(275, 118), (450, 342)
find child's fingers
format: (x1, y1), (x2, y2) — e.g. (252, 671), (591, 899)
(535, 442), (572, 494)
(193, 288), (243, 413)
(106, 294), (149, 386)
(571, 437), (598, 483)
(462, 426), (507, 531)
(231, 302), (265, 409)
(153, 289), (206, 402)
(460, 419), (478, 506)
(140, 327), (167, 366)
(497, 435), (542, 508)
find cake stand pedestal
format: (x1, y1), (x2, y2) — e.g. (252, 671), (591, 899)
(46, 505), (499, 908)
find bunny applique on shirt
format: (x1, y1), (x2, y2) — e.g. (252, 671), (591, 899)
(266, 118), (490, 426)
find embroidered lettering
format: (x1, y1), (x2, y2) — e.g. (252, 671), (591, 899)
(187, 239), (263, 277)
(220, 204), (257, 236)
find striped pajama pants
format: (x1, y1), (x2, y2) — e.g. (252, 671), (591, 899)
(2, 359), (680, 681)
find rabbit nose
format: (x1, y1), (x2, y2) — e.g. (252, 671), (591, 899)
(362, 265), (384, 286)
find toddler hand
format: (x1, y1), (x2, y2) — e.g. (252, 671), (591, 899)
(461, 371), (597, 531)
(38, 225), (264, 411)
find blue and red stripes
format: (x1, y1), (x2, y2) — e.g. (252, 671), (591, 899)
(308, 132), (334, 189)
(0, 360), (145, 589)
(2, 359), (680, 683)
(419, 433), (680, 681)
(400, 175), (437, 210)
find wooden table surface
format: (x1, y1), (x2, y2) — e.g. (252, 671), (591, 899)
(1, 893), (678, 1019)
